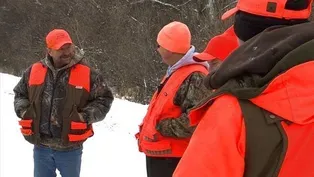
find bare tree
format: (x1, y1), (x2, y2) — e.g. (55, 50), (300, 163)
(0, 0), (235, 103)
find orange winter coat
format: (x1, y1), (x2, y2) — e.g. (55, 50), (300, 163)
(174, 62), (314, 177)
(174, 21), (314, 177)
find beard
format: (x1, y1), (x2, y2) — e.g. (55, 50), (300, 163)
(60, 53), (74, 60)
(60, 53), (74, 62)
(54, 54), (73, 68)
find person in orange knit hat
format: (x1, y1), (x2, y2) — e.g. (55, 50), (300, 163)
(136, 21), (210, 177)
(174, 0), (314, 176)
(13, 29), (113, 177)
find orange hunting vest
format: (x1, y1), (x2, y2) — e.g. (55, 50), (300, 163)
(18, 62), (93, 145)
(137, 64), (208, 157)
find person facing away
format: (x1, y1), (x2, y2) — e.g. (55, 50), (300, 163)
(174, 0), (314, 177)
(193, 25), (239, 71)
(13, 29), (114, 177)
(135, 21), (210, 177)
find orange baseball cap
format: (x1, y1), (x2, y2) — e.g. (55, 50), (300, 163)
(157, 21), (191, 54)
(193, 26), (238, 61)
(46, 29), (73, 50)
(222, 0), (313, 20)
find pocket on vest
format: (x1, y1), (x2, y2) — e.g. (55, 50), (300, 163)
(142, 140), (172, 156)
(19, 119), (33, 136)
(67, 107), (93, 142)
(19, 103), (36, 143)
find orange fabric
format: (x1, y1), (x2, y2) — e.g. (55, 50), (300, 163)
(29, 63), (90, 92)
(68, 129), (94, 142)
(19, 119), (33, 128)
(174, 61), (314, 177)
(174, 95), (245, 177)
(194, 26), (238, 61)
(46, 29), (73, 50)
(276, 122), (314, 177)
(19, 120), (34, 136)
(20, 128), (33, 136)
(137, 65), (208, 157)
(69, 64), (90, 92)
(222, 0), (313, 20)
(26, 62), (93, 143)
(29, 63), (47, 86)
(157, 21), (191, 54)
(71, 121), (88, 130)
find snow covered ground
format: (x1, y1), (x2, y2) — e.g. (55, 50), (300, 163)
(0, 73), (148, 177)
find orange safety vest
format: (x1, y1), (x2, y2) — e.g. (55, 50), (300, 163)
(137, 64), (208, 157)
(18, 62), (93, 144)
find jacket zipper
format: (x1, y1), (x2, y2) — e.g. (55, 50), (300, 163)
(48, 71), (58, 137)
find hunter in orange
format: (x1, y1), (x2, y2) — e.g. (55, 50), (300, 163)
(136, 21), (210, 177)
(174, 0), (314, 177)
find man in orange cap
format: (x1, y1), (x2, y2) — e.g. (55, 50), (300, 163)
(193, 25), (239, 71)
(14, 29), (113, 177)
(136, 21), (210, 177)
(174, 0), (314, 177)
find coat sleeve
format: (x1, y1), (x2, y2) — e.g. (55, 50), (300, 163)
(13, 66), (31, 118)
(156, 72), (210, 138)
(80, 68), (114, 124)
(173, 95), (246, 177)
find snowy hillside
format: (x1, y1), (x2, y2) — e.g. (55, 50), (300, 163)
(0, 73), (148, 177)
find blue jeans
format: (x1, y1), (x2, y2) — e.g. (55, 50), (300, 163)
(33, 145), (83, 177)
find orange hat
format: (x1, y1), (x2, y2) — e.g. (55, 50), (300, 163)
(46, 29), (73, 50)
(157, 21), (191, 54)
(222, 0), (313, 20)
(193, 26), (238, 61)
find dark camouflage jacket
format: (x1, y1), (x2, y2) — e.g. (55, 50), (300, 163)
(13, 48), (114, 150)
(156, 71), (211, 138)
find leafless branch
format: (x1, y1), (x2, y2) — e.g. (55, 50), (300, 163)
(130, 0), (146, 4)
(34, 0), (42, 5)
(90, 0), (103, 13)
(73, 19), (83, 49)
(221, 0), (237, 11)
(193, 8), (199, 13)
(151, 0), (180, 11)
(201, 3), (210, 12)
(130, 16), (144, 25)
(131, 0), (180, 11)
(177, 0), (192, 7)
